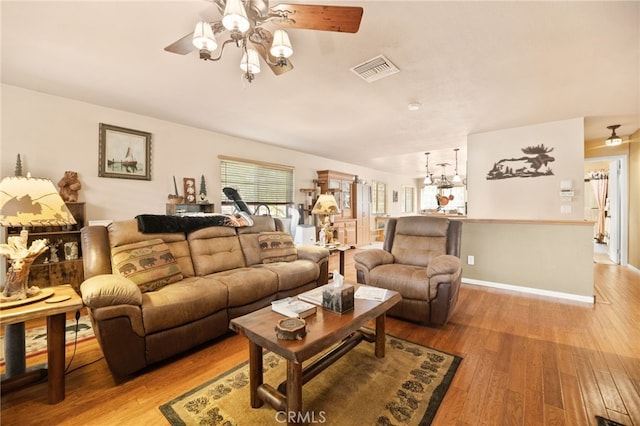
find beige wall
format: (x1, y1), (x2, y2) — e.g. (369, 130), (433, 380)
(460, 219), (594, 300)
(461, 118), (594, 300)
(467, 118), (585, 221)
(1, 85), (416, 222)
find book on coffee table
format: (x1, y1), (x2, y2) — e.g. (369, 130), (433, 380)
(354, 286), (387, 301)
(271, 297), (317, 318)
(297, 284), (331, 306)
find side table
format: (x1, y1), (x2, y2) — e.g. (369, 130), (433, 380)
(0, 285), (83, 403)
(327, 244), (355, 276)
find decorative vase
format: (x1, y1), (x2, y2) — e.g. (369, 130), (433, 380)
(64, 242), (79, 260)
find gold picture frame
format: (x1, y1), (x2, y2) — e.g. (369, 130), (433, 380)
(99, 123), (152, 180)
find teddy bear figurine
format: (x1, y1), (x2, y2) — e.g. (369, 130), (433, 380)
(58, 171), (82, 202)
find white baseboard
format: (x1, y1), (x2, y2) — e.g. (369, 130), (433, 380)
(462, 278), (595, 304)
(626, 263), (640, 273)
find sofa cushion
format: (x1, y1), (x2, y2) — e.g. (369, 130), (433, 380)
(108, 220), (195, 277)
(111, 238), (183, 292)
(188, 226), (246, 275)
(212, 268), (279, 307)
(238, 216), (279, 266)
(255, 259), (319, 292)
(258, 232), (297, 263)
(369, 264), (437, 301)
(140, 277), (228, 334)
(390, 217), (449, 267)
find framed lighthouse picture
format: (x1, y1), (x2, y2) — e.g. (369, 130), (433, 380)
(99, 123), (152, 180)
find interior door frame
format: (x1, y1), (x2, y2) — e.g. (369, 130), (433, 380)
(608, 159), (620, 263)
(585, 155), (628, 266)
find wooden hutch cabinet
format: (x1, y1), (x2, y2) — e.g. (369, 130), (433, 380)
(316, 170), (371, 246)
(5, 202), (85, 291)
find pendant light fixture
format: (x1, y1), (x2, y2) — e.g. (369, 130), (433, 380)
(222, 0), (250, 33)
(270, 29), (293, 66)
(452, 148), (462, 183)
(192, 21), (217, 51)
(605, 124), (623, 146)
(240, 46), (261, 82)
(436, 163), (453, 189)
(423, 152), (433, 185)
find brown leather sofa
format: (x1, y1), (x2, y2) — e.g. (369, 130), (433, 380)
(354, 215), (462, 326)
(79, 215), (329, 380)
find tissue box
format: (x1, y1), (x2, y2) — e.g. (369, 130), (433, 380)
(322, 284), (354, 314)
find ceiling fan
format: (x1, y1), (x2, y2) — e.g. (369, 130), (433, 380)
(164, 0), (364, 82)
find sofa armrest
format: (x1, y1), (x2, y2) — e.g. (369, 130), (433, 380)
(427, 255), (462, 280)
(80, 274), (142, 309)
(296, 245), (330, 263)
(354, 249), (394, 271)
(427, 254), (462, 287)
(90, 304), (146, 337)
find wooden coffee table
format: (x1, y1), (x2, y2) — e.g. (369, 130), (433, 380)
(229, 285), (401, 425)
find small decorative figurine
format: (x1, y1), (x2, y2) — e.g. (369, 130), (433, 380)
(199, 175), (208, 202)
(58, 171), (81, 202)
(49, 242), (59, 263)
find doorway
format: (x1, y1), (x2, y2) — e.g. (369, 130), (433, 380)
(584, 156), (628, 265)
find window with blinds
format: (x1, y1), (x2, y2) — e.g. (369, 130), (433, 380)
(371, 181), (386, 214)
(219, 156), (294, 213)
(402, 186), (415, 213)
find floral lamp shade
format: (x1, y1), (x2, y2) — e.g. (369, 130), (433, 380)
(0, 176), (77, 228)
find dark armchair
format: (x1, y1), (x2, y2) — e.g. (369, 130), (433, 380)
(354, 216), (462, 326)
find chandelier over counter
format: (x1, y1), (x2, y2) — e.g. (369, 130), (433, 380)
(423, 148), (465, 188)
(165, 0), (363, 83)
(435, 163), (454, 189)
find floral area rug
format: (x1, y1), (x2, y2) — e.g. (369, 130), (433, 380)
(160, 334), (462, 426)
(0, 315), (94, 365)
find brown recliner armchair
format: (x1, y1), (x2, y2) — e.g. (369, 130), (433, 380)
(354, 216), (462, 326)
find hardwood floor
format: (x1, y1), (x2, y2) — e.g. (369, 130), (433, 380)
(1, 249), (639, 425)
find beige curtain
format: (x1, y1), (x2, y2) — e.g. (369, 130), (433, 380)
(590, 171), (608, 243)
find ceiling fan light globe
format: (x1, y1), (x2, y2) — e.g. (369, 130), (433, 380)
(605, 137), (622, 146)
(192, 22), (217, 51)
(240, 48), (261, 74)
(605, 124), (622, 146)
(270, 29), (293, 58)
(222, 0), (250, 33)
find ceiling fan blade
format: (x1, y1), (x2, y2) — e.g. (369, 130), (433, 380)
(270, 4), (363, 33)
(164, 32), (195, 55)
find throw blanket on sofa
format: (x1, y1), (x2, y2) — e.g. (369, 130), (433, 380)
(136, 212), (254, 234)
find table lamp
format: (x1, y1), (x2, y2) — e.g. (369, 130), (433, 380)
(0, 174), (77, 303)
(311, 194), (340, 244)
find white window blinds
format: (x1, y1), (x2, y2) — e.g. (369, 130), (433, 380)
(219, 156), (294, 204)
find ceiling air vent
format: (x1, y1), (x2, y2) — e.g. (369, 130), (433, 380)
(350, 55), (400, 83)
